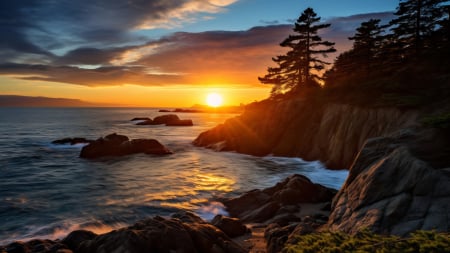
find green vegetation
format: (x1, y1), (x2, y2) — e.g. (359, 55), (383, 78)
(284, 230), (450, 253)
(261, 1), (450, 109)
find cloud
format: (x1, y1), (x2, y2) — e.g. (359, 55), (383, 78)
(0, 10), (397, 88)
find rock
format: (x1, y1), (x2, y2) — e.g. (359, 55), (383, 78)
(211, 215), (248, 238)
(2, 239), (70, 253)
(223, 174), (336, 224)
(130, 117), (150, 121)
(152, 114), (180, 125)
(135, 119), (153, 125)
(62, 230), (97, 252)
(79, 133), (171, 158)
(327, 129), (450, 236)
(52, 138), (92, 145)
(76, 212), (247, 253)
(166, 119), (193, 126)
(158, 109), (171, 112)
(193, 99), (419, 169)
(264, 223), (297, 253)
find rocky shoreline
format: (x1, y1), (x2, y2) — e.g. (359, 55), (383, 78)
(0, 174), (337, 253)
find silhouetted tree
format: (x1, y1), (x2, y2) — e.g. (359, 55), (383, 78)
(348, 19), (385, 77)
(259, 8), (336, 95)
(389, 0), (448, 57)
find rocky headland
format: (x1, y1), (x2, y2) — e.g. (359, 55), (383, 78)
(194, 96), (450, 240)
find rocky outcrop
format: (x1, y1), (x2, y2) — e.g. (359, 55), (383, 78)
(222, 174), (336, 224)
(134, 114), (194, 126)
(130, 117), (151, 121)
(327, 128), (450, 236)
(0, 212), (248, 253)
(194, 99), (419, 169)
(79, 133), (172, 158)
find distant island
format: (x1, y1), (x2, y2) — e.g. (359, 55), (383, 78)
(0, 95), (102, 107)
(160, 104), (244, 114)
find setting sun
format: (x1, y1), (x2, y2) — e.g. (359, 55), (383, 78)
(206, 93), (223, 107)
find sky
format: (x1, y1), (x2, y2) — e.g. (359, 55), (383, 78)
(0, 0), (398, 107)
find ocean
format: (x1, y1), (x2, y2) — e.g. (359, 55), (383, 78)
(0, 107), (348, 245)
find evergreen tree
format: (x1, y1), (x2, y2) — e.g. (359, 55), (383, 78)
(348, 19), (385, 77)
(389, 0), (448, 57)
(259, 8), (336, 95)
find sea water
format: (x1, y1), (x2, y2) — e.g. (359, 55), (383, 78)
(0, 107), (348, 244)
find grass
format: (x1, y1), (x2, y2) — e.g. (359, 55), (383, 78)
(283, 230), (450, 253)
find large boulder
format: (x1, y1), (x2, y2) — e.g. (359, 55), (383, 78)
(74, 212), (247, 253)
(222, 174), (336, 223)
(79, 133), (171, 158)
(211, 215), (248, 238)
(327, 128), (450, 236)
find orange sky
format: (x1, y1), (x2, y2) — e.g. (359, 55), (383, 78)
(0, 1), (395, 107)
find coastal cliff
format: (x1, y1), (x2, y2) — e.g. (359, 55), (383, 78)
(193, 98), (419, 169)
(194, 97), (450, 236)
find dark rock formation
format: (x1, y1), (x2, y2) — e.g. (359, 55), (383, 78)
(0, 212), (247, 253)
(166, 119), (193, 126)
(211, 215), (248, 238)
(130, 117), (151, 121)
(134, 114), (194, 126)
(76, 212), (247, 253)
(152, 114), (180, 125)
(0, 239), (71, 253)
(328, 128), (450, 236)
(79, 133), (171, 158)
(222, 174), (336, 223)
(52, 137), (93, 145)
(194, 99), (418, 169)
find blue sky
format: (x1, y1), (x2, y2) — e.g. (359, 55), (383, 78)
(0, 0), (401, 106)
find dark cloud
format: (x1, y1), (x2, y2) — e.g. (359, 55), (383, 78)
(0, 63), (185, 86)
(0, 9), (397, 87)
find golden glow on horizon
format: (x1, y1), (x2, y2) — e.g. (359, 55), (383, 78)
(0, 77), (271, 107)
(206, 92), (223, 107)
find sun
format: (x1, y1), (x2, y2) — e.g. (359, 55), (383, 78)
(206, 93), (223, 107)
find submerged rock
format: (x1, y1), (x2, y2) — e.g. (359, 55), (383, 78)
(130, 117), (151, 121)
(79, 133), (171, 158)
(52, 137), (93, 145)
(166, 119), (193, 126)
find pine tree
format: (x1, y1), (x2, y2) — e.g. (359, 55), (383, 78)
(348, 19), (385, 77)
(389, 0), (448, 57)
(259, 8), (336, 95)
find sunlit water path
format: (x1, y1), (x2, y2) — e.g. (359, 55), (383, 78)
(0, 108), (348, 244)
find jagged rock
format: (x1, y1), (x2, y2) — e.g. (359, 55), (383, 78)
(223, 174), (336, 223)
(211, 215), (248, 238)
(79, 133), (171, 158)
